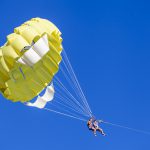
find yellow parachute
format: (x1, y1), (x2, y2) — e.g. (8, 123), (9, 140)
(0, 17), (92, 121)
(0, 18), (63, 102)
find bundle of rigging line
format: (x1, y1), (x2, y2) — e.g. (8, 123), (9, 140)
(26, 49), (93, 122)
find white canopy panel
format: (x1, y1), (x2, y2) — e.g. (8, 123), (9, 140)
(17, 34), (50, 66)
(26, 83), (55, 109)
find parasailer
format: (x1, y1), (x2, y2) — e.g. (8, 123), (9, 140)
(87, 117), (106, 136)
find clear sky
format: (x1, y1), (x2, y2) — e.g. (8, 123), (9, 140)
(0, 0), (150, 150)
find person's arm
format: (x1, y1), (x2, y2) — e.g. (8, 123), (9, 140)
(98, 120), (103, 123)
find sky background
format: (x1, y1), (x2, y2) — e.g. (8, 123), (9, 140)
(0, 0), (150, 150)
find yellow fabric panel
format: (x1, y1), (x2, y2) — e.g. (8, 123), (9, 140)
(33, 18), (60, 34)
(49, 42), (62, 63)
(24, 21), (47, 35)
(2, 46), (19, 68)
(39, 67), (53, 84)
(5, 79), (35, 102)
(7, 33), (28, 54)
(0, 61), (9, 81)
(2, 46), (19, 59)
(7, 33), (17, 44)
(5, 80), (25, 101)
(0, 57), (9, 72)
(0, 17), (63, 102)
(15, 26), (40, 44)
(43, 55), (58, 75)
(0, 49), (2, 57)
(0, 76), (5, 88)
(49, 31), (62, 54)
(10, 67), (24, 80)
(40, 18), (61, 34)
(34, 62), (53, 86)
(5, 64), (45, 102)
(14, 25), (28, 34)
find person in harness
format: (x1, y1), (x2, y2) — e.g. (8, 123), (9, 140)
(87, 118), (97, 135)
(87, 117), (106, 136)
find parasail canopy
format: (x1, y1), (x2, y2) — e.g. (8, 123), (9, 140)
(0, 18), (62, 102)
(0, 17), (93, 122)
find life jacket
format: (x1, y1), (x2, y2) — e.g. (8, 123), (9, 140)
(87, 121), (93, 129)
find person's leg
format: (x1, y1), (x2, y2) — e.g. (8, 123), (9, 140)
(97, 128), (106, 136)
(92, 127), (97, 136)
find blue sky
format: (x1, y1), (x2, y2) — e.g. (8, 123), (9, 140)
(0, 0), (150, 150)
